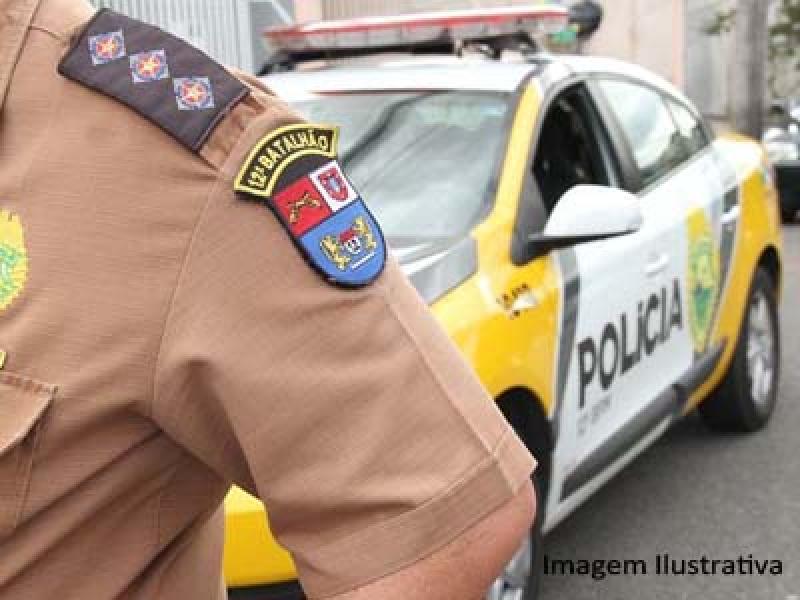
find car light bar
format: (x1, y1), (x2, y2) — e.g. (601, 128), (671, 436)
(264, 5), (569, 53)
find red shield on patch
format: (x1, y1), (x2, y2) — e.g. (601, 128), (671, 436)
(271, 176), (332, 237)
(311, 161), (357, 211)
(319, 167), (349, 202)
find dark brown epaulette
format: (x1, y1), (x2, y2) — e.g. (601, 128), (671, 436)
(58, 9), (249, 153)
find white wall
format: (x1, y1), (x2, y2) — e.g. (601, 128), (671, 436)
(685, 0), (733, 117)
(297, 0), (543, 20)
(583, 0), (685, 87)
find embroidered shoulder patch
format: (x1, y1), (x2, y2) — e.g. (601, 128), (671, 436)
(58, 9), (248, 152)
(235, 124), (386, 288)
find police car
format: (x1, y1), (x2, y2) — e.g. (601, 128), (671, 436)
(224, 6), (784, 599)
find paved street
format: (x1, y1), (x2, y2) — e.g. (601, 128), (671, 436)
(540, 223), (800, 600)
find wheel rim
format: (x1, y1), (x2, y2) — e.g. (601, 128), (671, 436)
(746, 289), (776, 412)
(485, 535), (531, 600)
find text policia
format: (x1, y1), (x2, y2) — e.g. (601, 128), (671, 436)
(578, 278), (683, 409)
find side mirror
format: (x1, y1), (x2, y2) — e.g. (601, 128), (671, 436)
(528, 185), (642, 254)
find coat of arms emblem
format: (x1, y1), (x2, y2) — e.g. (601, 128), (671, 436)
(0, 210), (28, 312)
(687, 209), (720, 355)
(235, 124), (385, 287)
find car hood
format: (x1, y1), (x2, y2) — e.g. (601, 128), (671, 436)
(391, 235), (478, 304)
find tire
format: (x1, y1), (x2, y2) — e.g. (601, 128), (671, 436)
(699, 268), (781, 432)
(781, 207), (795, 224)
(485, 471), (545, 600)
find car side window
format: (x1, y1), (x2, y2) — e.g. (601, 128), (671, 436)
(532, 84), (618, 214)
(598, 79), (688, 190)
(666, 98), (710, 157)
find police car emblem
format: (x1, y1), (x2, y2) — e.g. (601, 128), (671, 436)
(130, 49), (169, 83)
(174, 77), (215, 111)
(235, 124), (386, 287)
(0, 210), (28, 312)
(687, 209), (721, 355)
(88, 30), (126, 65)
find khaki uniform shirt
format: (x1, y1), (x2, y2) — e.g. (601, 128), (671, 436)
(0, 0), (536, 598)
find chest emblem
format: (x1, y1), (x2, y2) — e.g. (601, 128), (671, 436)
(0, 210), (28, 312)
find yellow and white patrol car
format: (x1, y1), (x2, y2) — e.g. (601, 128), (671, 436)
(225, 7), (783, 600)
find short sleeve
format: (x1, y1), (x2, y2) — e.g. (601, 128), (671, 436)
(153, 120), (536, 598)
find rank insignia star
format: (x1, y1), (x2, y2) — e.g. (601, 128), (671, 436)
(174, 77), (215, 111)
(88, 30), (126, 65)
(59, 9), (249, 151)
(130, 50), (169, 83)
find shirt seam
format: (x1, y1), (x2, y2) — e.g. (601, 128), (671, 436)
(150, 456), (184, 599)
(0, 0), (39, 108)
(309, 431), (523, 599)
(28, 23), (66, 41)
(153, 456), (185, 547)
(312, 428), (515, 558)
(150, 174), (225, 419)
(30, 2), (95, 43)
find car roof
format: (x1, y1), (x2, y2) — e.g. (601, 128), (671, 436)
(264, 57), (540, 94)
(264, 54), (693, 107)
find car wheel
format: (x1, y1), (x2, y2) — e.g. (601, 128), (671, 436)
(485, 474), (545, 600)
(699, 268), (780, 432)
(780, 207), (795, 223)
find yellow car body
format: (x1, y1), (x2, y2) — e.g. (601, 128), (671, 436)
(224, 58), (783, 593)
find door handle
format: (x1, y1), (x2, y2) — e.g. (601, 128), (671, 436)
(644, 253), (670, 277)
(721, 205), (741, 227)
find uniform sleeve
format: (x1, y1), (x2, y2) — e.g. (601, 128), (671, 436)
(153, 123), (536, 598)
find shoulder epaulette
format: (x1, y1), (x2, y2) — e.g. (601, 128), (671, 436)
(58, 9), (249, 152)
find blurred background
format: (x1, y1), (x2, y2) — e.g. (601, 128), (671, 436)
(86, 0), (799, 138)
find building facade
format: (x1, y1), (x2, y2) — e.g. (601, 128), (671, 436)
(88, 0), (794, 122)
(88, 0), (294, 73)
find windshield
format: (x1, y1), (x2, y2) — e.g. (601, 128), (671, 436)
(290, 91), (511, 245)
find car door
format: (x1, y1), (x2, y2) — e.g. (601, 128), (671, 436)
(592, 78), (698, 383)
(521, 82), (675, 523)
(662, 96), (740, 367)
(595, 78), (734, 398)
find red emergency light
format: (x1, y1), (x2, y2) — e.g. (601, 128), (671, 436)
(264, 5), (569, 53)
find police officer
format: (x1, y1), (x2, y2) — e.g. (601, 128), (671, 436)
(0, 0), (536, 598)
